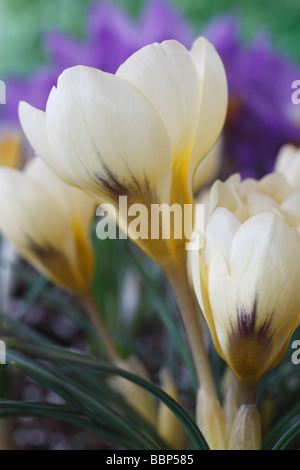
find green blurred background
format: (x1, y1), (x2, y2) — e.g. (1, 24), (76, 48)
(0, 0), (300, 77)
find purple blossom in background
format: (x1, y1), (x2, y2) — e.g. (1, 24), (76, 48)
(205, 16), (300, 178)
(0, 0), (191, 128)
(45, 0), (191, 74)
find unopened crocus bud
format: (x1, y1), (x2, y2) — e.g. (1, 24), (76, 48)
(157, 368), (186, 450)
(113, 355), (156, 427)
(228, 404), (261, 450)
(196, 386), (227, 450)
(0, 157), (96, 296)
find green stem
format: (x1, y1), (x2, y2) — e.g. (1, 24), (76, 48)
(165, 264), (217, 398)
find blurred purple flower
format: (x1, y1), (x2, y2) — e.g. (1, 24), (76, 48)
(45, 0), (191, 74)
(205, 16), (300, 178)
(0, 0), (191, 128)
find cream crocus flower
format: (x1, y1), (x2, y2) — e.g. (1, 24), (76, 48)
(18, 37), (227, 393)
(0, 157), (96, 296)
(189, 172), (300, 392)
(18, 37), (227, 268)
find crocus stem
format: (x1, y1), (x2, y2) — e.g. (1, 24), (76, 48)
(238, 382), (258, 406)
(228, 382), (262, 449)
(79, 294), (120, 363)
(166, 264), (217, 398)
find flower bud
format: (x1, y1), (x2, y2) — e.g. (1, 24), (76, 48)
(196, 386), (227, 450)
(157, 368), (186, 449)
(113, 355), (156, 427)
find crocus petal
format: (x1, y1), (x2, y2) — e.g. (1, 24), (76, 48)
(193, 136), (223, 194)
(25, 157), (96, 283)
(188, 37), (228, 191)
(18, 102), (67, 183)
(275, 144), (300, 189)
(117, 40), (200, 166)
(280, 191), (300, 226)
(245, 192), (280, 219)
(259, 173), (292, 204)
(0, 168), (80, 292)
(188, 243), (223, 359)
(25, 157), (96, 237)
(208, 179), (243, 215)
(41, 66), (172, 206)
(203, 207), (241, 267)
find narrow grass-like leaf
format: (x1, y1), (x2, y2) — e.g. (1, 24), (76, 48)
(6, 348), (164, 450)
(262, 402), (300, 450)
(15, 275), (48, 319)
(0, 322), (169, 449)
(0, 400), (115, 441)
(272, 419), (300, 450)
(0, 400), (141, 450)
(6, 341), (209, 450)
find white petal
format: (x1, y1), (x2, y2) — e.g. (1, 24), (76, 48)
(275, 144), (300, 189)
(259, 173), (293, 204)
(18, 101), (73, 185)
(45, 66), (173, 205)
(280, 191), (300, 226)
(193, 136), (223, 194)
(117, 40), (201, 164)
(26, 157), (96, 237)
(203, 207), (241, 267)
(188, 38), (228, 187)
(188, 244), (223, 357)
(0, 168), (77, 286)
(245, 192), (279, 219)
(274, 144), (297, 174)
(208, 180), (243, 215)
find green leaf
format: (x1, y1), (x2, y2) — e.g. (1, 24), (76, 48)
(7, 348), (163, 450)
(0, 399), (140, 450)
(272, 419), (300, 450)
(5, 340), (209, 450)
(262, 402), (300, 450)
(1, 313), (168, 449)
(15, 275), (49, 319)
